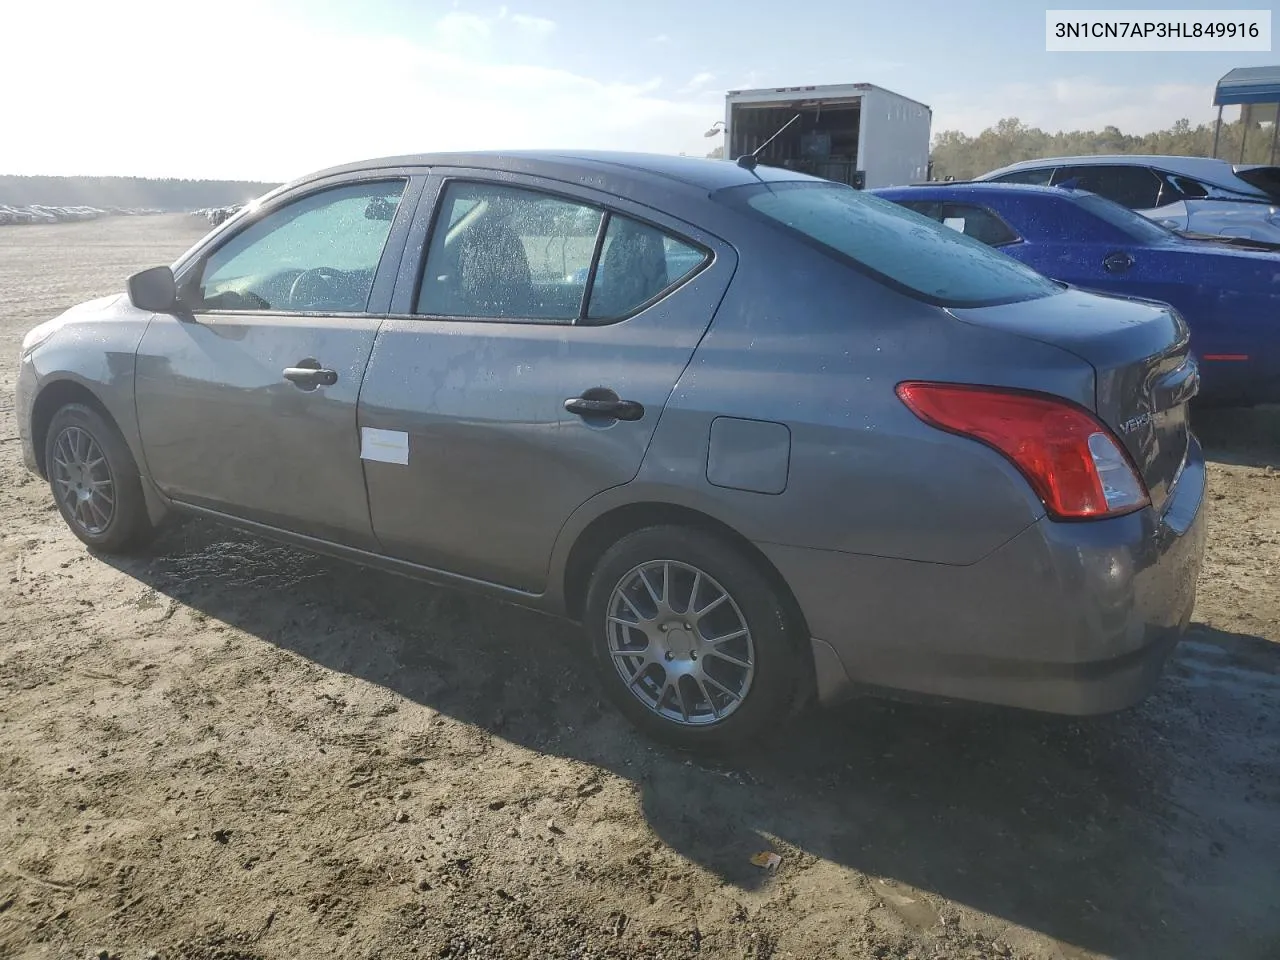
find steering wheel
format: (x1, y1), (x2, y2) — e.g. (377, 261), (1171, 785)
(288, 267), (343, 308)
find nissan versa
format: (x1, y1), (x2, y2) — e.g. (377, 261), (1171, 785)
(16, 152), (1208, 749)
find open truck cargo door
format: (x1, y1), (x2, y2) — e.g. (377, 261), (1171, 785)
(723, 82), (931, 189)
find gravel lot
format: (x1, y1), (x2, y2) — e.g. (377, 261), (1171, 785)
(1, 215), (1277, 960)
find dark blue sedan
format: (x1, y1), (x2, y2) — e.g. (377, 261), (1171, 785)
(874, 182), (1280, 405)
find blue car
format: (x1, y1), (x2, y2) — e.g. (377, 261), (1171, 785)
(873, 182), (1280, 405)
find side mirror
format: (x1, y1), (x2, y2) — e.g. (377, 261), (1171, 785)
(127, 266), (178, 312)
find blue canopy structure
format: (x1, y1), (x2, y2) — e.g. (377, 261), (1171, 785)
(1211, 66), (1280, 163)
(1214, 66), (1280, 106)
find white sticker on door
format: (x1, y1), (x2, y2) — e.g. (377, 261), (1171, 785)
(360, 427), (409, 465)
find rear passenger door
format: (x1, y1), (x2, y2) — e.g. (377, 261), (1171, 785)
(356, 173), (737, 592)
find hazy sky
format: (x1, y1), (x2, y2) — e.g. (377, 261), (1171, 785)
(2, 0), (1274, 180)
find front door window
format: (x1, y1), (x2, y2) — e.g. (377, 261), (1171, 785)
(196, 180), (406, 313)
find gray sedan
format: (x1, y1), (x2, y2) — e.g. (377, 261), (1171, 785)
(16, 151), (1207, 749)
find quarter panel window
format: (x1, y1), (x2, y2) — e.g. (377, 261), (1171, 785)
(586, 217), (708, 321)
(416, 182), (603, 322)
(197, 180), (406, 313)
(1165, 174), (1209, 200)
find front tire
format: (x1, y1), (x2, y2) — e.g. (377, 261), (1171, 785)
(44, 403), (155, 554)
(584, 525), (805, 751)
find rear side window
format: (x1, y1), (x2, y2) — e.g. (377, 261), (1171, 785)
(1053, 165), (1162, 209)
(720, 182), (1058, 307)
(416, 181), (707, 324)
(938, 203), (1021, 246)
(417, 182), (602, 322)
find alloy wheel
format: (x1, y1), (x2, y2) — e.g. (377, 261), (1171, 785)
(51, 425), (115, 536)
(605, 559), (756, 726)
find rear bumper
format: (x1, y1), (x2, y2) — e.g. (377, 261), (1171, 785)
(768, 437), (1208, 716)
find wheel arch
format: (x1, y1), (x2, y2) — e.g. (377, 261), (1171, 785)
(29, 378), (122, 479)
(561, 499), (820, 719)
(560, 500), (812, 640)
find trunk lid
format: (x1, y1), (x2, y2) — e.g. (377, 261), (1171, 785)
(949, 288), (1195, 513)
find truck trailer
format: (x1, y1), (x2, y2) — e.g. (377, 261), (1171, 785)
(723, 83), (932, 188)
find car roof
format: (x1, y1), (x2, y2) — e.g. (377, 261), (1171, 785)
(175, 151), (832, 276)
(288, 150), (819, 196)
(976, 154), (1261, 191)
(876, 182), (1070, 200)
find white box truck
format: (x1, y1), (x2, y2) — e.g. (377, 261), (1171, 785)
(723, 83), (932, 188)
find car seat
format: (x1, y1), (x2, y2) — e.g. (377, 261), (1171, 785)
(590, 219), (669, 319)
(456, 217), (534, 317)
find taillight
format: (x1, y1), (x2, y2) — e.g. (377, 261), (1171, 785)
(896, 382), (1149, 520)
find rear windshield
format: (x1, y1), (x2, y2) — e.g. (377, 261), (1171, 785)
(717, 181), (1060, 307)
(1073, 192), (1174, 243)
(1234, 165), (1280, 202)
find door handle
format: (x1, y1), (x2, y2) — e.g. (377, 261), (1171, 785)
(283, 361), (338, 389)
(1103, 251), (1134, 274)
(564, 396), (645, 422)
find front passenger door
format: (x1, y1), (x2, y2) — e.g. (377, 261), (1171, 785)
(134, 177), (414, 548)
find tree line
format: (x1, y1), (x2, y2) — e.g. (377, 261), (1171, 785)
(929, 114), (1279, 180)
(9, 113), (1278, 206)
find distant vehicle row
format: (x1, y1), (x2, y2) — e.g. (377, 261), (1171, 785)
(977, 154), (1280, 243)
(0, 205), (160, 226)
(873, 179), (1280, 406)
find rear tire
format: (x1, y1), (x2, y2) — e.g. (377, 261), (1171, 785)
(44, 403), (155, 554)
(584, 525), (805, 751)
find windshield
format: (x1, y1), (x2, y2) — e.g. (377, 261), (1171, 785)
(718, 181), (1060, 307)
(1072, 192), (1175, 244)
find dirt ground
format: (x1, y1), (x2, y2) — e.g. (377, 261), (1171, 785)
(1, 216), (1277, 960)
